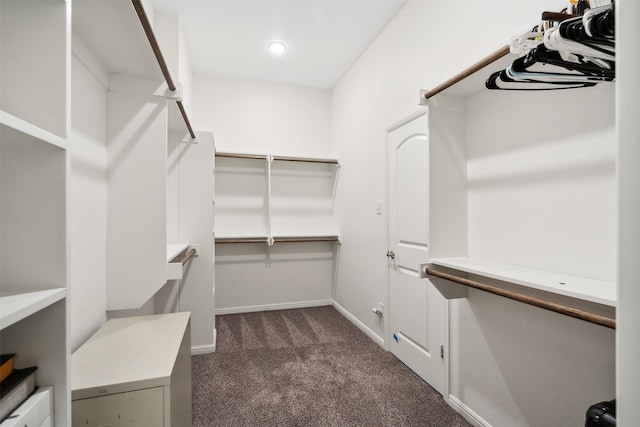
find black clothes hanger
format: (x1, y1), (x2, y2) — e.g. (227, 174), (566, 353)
(486, 2), (614, 91)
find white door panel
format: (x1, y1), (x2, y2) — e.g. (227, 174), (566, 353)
(397, 272), (428, 349)
(388, 110), (445, 394)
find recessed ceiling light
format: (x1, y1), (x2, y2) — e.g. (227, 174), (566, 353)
(268, 41), (287, 55)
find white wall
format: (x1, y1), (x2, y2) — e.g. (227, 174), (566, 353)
(617, 0), (640, 425)
(69, 34), (109, 351)
(193, 75), (331, 157)
(332, 1), (614, 425)
(193, 75), (335, 312)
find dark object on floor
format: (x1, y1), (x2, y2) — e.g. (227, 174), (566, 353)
(586, 399), (616, 426)
(192, 306), (471, 427)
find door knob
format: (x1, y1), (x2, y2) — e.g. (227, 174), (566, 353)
(386, 251), (396, 259)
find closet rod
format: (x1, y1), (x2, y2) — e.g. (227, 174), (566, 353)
(425, 267), (616, 329)
(180, 248), (197, 265)
(176, 101), (196, 139)
(215, 152), (268, 160)
(216, 237), (269, 244)
(422, 45), (510, 100)
(273, 236), (340, 243)
(272, 156), (339, 165)
(131, 0), (197, 139)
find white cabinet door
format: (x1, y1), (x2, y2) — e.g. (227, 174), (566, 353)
(72, 387), (164, 427)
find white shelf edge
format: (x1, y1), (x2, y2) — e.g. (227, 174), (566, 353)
(166, 243), (189, 262)
(0, 288), (67, 330)
(215, 234), (269, 239)
(429, 257), (616, 307)
(0, 110), (67, 150)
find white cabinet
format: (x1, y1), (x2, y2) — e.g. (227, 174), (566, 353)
(71, 313), (191, 427)
(0, 0), (70, 425)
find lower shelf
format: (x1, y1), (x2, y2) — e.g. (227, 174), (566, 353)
(427, 257), (615, 306)
(424, 257), (616, 329)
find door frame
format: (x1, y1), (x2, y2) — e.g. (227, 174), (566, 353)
(384, 107), (450, 397)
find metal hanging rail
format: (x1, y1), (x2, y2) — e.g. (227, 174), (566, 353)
(215, 237), (270, 244)
(215, 152), (268, 160)
(424, 267), (615, 329)
(215, 152), (338, 164)
(176, 101), (196, 139)
(422, 45), (511, 100)
(272, 236), (340, 243)
(179, 248), (197, 265)
(130, 0), (197, 139)
(272, 155), (339, 165)
(215, 236), (340, 244)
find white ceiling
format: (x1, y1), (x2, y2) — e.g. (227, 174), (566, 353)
(153, 0), (408, 89)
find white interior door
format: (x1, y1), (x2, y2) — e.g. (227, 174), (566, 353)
(387, 110), (445, 394)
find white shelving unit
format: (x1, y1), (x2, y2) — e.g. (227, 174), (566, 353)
(429, 257), (616, 307)
(74, 1), (171, 311)
(214, 152), (341, 244)
(0, 0), (70, 424)
(0, 289), (67, 331)
(421, 44), (617, 322)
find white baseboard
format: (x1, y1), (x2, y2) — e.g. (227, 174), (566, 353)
(191, 328), (217, 355)
(215, 299), (334, 316)
(332, 301), (384, 348)
(446, 394), (491, 427)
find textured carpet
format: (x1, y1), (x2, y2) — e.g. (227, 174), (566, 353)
(192, 306), (470, 426)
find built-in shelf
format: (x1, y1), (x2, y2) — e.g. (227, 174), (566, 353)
(215, 235), (340, 244)
(0, 288), (66, 330)
(429, 257), (616, 307)
(272, 155), (339, 165)
(215, 236), (270, 244)
(216, 151), (339, 165)
(1, 110), (67, 150)
(167, 243), (189, 262)
(421, 45), (514, 101)
(215, 152), (268, 160)
(272, 235), (341, 243)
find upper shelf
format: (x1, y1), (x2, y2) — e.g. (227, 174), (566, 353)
(0, 288), (66, 330)
(73, 0), (161, 81)
(429, 257), (616, 307)
(73, 0), (196, 138)
(216, 152), (339, 165)
(421, 45), (515, 101)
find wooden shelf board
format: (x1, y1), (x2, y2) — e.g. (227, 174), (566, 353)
(430, 257), (616, 307)
(0, 288), (67, 330)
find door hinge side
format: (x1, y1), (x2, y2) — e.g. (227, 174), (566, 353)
(440, 344), (444, 359)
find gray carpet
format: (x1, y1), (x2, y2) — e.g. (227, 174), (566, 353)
(192, 306), (471, 426)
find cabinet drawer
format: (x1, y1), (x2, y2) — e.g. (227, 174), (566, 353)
(72, 387), (164, 427)
(0, 386), (53, 427)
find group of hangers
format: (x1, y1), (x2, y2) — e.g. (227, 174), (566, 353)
(486, 0), (615, 91)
